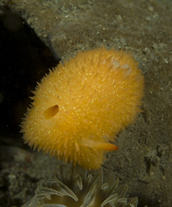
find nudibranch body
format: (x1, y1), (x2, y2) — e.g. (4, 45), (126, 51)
(21, 48), (144, 169)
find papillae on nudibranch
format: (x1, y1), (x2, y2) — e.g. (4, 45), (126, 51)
(21, 48), (144, 169)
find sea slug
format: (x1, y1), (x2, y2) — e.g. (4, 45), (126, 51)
(21, 48), (144, 169)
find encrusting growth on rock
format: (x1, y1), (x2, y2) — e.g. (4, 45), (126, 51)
(21, 48), (144, 169)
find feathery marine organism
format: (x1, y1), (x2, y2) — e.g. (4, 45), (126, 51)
(22, 165), (138, 207)
(21, 48), (144, 169)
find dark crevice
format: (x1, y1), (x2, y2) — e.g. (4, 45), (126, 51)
(0, 9), (60, 139)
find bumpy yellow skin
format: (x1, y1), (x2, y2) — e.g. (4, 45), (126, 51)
(21, 48), (144, 169)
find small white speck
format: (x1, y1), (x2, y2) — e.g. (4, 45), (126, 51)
(164, 58), (168, 64)
(112, 59), (120, 68)
(121, 64), (132, 76)
(121, 64), (130, 69)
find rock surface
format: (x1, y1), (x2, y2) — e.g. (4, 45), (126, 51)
(0, 0), (172, 206)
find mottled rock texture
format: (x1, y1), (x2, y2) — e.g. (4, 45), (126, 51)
(0, 0), (172, 207)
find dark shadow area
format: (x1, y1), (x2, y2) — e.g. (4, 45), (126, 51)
(0, 9), (60, 143)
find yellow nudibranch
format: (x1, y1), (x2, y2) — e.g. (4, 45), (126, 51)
(21, 48), (144, 169)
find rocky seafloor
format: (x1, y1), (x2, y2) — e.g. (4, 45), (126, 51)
(0, 0), (172, 206)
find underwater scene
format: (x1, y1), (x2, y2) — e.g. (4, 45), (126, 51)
(0, 0), (171, 207)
